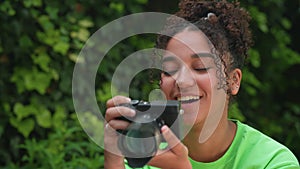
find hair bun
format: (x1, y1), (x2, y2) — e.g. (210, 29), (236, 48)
(177, 0), (253, 62)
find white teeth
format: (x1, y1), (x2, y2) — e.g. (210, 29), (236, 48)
(177, 96), (200, 101)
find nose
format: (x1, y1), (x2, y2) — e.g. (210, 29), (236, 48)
(175, 66), (196, 89)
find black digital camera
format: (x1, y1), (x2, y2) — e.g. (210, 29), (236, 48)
(117, 100), (182, 168)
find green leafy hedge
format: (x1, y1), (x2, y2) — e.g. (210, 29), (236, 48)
(0, 0), (149, 168)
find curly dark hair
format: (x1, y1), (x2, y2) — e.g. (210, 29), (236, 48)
(156, 0), (253, 93)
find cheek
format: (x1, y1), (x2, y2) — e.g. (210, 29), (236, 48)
(160, 76), (175, 98)
(195, 74), (214, 91)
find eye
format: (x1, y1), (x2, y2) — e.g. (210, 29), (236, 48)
(162, 61), (179, 76)
(194, 67), (209, 72)
(192, 58), (214, 73)
(162, 69), (178, 76)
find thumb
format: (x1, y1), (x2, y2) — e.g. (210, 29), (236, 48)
(161, 125), (188, 156)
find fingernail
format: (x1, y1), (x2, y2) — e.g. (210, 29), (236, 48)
(129, 109), (136, 116)
(161, 125), (168, 133)
(126, 97), (131, 102)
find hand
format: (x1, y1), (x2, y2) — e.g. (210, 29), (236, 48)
(104, 96), (135, 169)
(148, 125), (192, 169)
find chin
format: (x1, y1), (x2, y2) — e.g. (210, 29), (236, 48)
(182, 108), (199, 125)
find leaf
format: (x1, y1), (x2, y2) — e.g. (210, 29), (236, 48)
(53, 41), (70, 55)
(68, 53), (78, 63)
(37, 15), (54, 31)
(19, 35), (33, 48)
(281, 18), (291, 30)
(35, 107), (52, 128)
(50, 69), (59, 81)
(53, 106), (66, 129)
(79, 19), (94, 28)
(0, 1), (16, 16)
(23, 68), (52, 94)
(36, 30), (60, 46)
(10, 67), (27, 93)
(13, 103), (37, 121)
(228, 102), (246, 122)
(109, 2), (124, 13)
(23, 0), (42, 7)
(248, 49), (260, 68)
(45, 6), (58, 19)
(30, 0), (43, 7)
(31, 52), (51, 72)
(135, 0), (148, 4)
(77, 28), (90, 42)
(10, 118), (35, 138)
(249, 6), (268, 33)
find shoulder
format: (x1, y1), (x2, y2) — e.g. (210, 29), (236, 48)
(234, 121), (299, 168)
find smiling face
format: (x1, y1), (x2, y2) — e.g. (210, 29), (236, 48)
(160, 30), (230, 128)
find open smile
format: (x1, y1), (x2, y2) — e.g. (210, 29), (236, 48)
(177, 96), (201, 104)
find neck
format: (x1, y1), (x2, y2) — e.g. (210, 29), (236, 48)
(183, 116), (237, 162)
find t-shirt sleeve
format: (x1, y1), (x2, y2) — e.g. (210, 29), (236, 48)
(264, 148), (299, 169)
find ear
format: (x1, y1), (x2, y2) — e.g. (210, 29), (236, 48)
(229, 68), (242, 95)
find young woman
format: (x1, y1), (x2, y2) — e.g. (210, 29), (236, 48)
(104, 0), (299, 168)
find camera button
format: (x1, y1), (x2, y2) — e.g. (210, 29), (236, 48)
(156, 119), (165, 128)
(130, 100), (140, 105)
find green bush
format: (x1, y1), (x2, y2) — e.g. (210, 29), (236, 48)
(0, 0), (150, 168)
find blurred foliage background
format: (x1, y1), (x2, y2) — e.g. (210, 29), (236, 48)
(0, 0), (299, 168)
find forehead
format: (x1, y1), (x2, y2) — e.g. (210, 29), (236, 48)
(161, 30), (216, 64)
(162, 52), (216, 63)
(165, 30), (212, 55)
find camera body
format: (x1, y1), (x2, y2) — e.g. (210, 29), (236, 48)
(118, 100), (182, 135)
(117, 100), (182, 168)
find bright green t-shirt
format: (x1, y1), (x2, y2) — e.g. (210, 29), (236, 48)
(125, 120), (299, 169)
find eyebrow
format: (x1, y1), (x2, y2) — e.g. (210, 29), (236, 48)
(191, 52), (215, 58)
(162, 52), (215, 63)
(162, 56), (176, 63)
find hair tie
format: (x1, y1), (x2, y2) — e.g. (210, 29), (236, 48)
(204, 12), (218, 23)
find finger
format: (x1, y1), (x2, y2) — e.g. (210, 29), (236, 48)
(104, 122), (117, 137)
(106, 96), (131, 108)
(104, 120), (130, 141)
(104, 123), (123, 156)
(107, 119), (131, 130)
(105, 106), (136, 122)
(161, 125), (188, 156)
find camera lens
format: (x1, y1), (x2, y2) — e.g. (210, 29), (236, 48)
(125, 129), (156, 155)
(118, 122), (161, 157)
